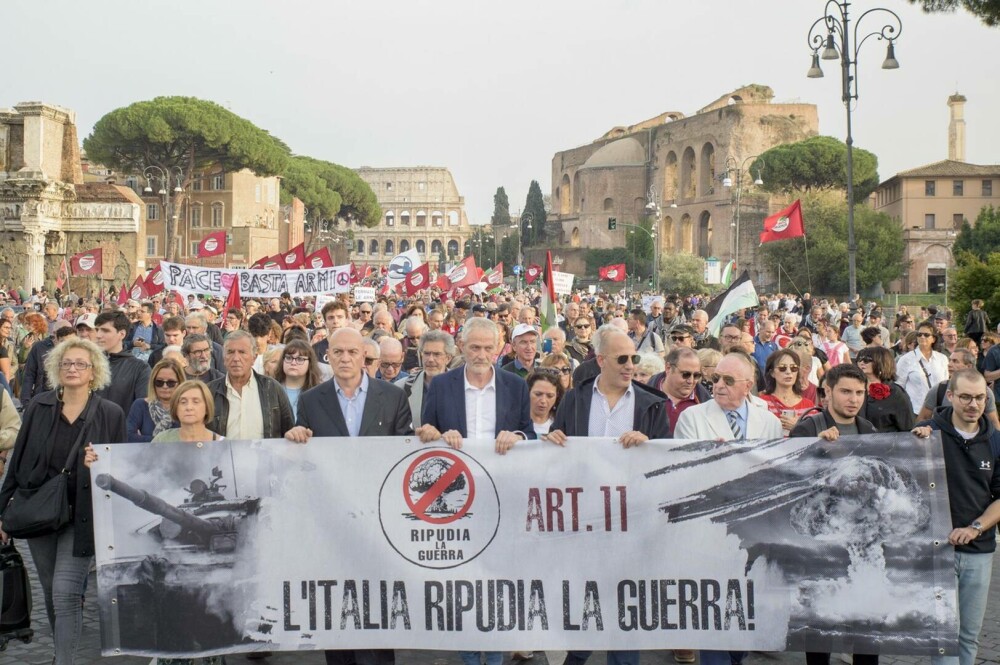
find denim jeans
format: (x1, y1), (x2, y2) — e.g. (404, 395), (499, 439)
(932, 550), (994, 665)
(564, 650), (640, 665)
(26, 525), (93, 665)
(460, 652), (503, 665)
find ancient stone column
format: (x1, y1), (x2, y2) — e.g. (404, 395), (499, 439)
(22, 228), (47, 292)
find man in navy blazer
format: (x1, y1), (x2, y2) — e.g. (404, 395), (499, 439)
(417, 317), (535, 454)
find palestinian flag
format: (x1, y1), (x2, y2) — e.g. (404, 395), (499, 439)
(539, 251), (558, 335)
(704, 270), (758, 337)
(720, 260), (736, 287)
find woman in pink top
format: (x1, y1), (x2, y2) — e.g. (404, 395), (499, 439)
(821, 322), (850, 367)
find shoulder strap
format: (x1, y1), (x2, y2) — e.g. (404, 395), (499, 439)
(936, 382), (948, 407)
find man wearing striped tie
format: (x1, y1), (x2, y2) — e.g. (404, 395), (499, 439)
(672, 350), (782, 665)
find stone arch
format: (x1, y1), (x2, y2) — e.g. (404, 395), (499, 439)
(571, 227), (581, 248)
(416, 210), (427, 227)
(416, 239), (426, 255)
(432, 210), (443, 227)
(663, 152), (678, 201)
(728, 95), (743, 105)
(400, 210), (410, 226)
(699, 143), (716, 197)
(681, 147), (697, 199)
(400, 239), (410, 253)
(384, 239), (394, 256)
(603, 197), (614, 212)
(356, 239), (364, 254)
(447, 239), (460, 257)
(369, 239), (379, 255)
(660, 216), (674, 252)
(560, 174), (571, 215)
(431, 239), (443, 255)
(385, 210), (395, 226)
(698, 211), (713, 258)
(680, 214), (693, 253)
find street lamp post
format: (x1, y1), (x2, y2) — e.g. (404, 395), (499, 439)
(143, 165), (185, 262)
(721, 156), (764, 271)
(807, 0), (901, 300)
(643, 186), (665, 292)
(512, 213), (532, 292)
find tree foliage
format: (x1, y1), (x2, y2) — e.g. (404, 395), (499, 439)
(952, 205), (1000, 261)
(491, 187), (511, 227)
(658, 252), (709, 295)
(281, 156), (380, 227)
(754, 136), (879, 204)
(757, 193), (905, 295)
(498, 231), (520, 270)
(948, 251), (1000, 327)
(522, 180), (547, 245)
(909, 0), (1000, 26)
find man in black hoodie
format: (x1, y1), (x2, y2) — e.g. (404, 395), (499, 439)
(94, 310), (151, 415)
(915, 368), (1000, 665)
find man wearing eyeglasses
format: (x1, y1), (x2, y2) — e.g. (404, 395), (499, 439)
(648, 347), (710, 437)
(913, 369), (1000, 665)
(356, 303), (375, 334)
(182, 334), (223, 383)
(544, 326), (668, 665)
(401, 330), (455, 428)
(362, 338), (381, 379)
(502, 324), (540, 378)
(376, 337), (408, 383)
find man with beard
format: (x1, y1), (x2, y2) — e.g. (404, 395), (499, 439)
(401, 330), (455, 428)
(94, 311), (151, 415)
(649, 347), (709, 437)
(790, 363), (875, 439)
(914, 369), (1000, 665)
(182, 334), (224, 383)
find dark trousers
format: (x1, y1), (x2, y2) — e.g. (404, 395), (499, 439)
(806, 654), (879, 665)
(325, 649), (395, 665)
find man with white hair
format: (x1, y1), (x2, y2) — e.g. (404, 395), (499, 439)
(401, 329), (456, 428)
(689, 309), (719, 350)
(377, 337), (407, 383)
(401, 316), (426, 372)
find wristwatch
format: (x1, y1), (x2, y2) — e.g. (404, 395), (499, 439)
(970, 520), (984, 535)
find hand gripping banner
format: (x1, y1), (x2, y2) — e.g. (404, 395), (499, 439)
(90, 434), (958, 659)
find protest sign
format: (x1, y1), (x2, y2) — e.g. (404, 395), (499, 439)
(159, 260), (351, 299)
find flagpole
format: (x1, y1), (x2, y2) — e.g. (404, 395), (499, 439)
(802, 235), (813, 293)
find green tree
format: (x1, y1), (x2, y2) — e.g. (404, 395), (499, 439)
(498, 230), (520, 270)
(753, 136), (879, 203)
(949, 250), (1000, 326)
(522, 180), (547, 245)
(281, 156), (381, 228)
(491, 187), (511, 228)
(658, 252), (709, 294)
(952, 205), (1000, 261)
(83, 96), (291, 261)
(757, 193), (905, 295)
(626, 216), (655, 270)
(909, 0), (1000, 26)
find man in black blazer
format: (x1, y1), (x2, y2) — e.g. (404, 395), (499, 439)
(417, 317), (534, 454)
(285, 326), (409, 665)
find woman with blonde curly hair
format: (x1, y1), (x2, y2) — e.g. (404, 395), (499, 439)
(0, 338), (125, 664)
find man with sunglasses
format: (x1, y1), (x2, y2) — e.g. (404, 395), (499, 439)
(912, 369), (1000, 665)
(356, 303), (375, 335)
(649, 347), (710, 437)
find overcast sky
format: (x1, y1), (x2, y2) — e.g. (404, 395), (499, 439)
(5, 0), (998, 222)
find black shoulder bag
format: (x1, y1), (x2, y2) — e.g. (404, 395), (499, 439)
(2, 397), (95, 539)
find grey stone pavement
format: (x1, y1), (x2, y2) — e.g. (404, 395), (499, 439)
(2, 554), (999, 665)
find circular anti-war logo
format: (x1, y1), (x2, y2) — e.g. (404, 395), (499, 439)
(607, 268), (619, 280)
(772, 215), (790, 233)
(204, 237), (218, 253)
(449, 265), (468, 283)
(78, 255), (96, 271)
(379, 448), (500, 569)
(410, 271), (425, 287)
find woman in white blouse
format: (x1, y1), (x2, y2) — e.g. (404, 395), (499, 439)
(895, 322), (949, 415)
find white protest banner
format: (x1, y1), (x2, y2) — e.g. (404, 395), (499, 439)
(92, 434), (956, 659)
(354, 286), (376, 302)
(552, 270), (574, 295)
(159, 260), (352, 299)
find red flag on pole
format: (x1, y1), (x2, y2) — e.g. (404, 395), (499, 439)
(196, 231), (227, 258)
(599, 263), (627, 282)
(525, 264), (542, 285)
(144, 265), (165, 296)
(446, 255), (479, 287)
(128, 276), (149, 301)
(279, 243), (306, 270)
(760, 200), (805, 244)
(435, 274), (451, 291)
(69, 249), (103, 276)
(55, 259), (68, 290)
(261, 256), (282, 271)
(404, 263), (430, 296)
(116, 282), (129, 306)
(483, 262), (504, 288)
(249, 255), (269, 270)
(305, 247), (334, 269)
(222, 272), (241, 321)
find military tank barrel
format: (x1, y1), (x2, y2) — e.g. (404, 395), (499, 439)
(95, 473), (218, 536)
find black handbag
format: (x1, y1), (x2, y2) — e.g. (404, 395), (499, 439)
(1, 399), (94, 539)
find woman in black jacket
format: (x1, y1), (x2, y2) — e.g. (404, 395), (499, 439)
(0, 338), (125, 664)
(856, 346), (915, 433)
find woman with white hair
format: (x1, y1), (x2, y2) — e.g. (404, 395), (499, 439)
(0, 338), (125, 664)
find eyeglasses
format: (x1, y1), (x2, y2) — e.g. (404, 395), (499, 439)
(670, 335), (691, 342)
(954, 393), (988, 405)
(774, 364), (799, 373)
(154, 379), (179, 388)
(916, 332), (934, 338)
(856, 357), (872, 364)
(364, 357), (379, 366)
(612, 354), (641, 365)
(188, 347), (212, 356)
(574, 323), (591, 330)
(555, 367), (572, 375)
(790, 341), (810, 347)
(283, 355), (308, 365)
(380, 361), (402, 370)
(710, 373), (748, 387)
(674, 370), (703, 381)
(59, 360), (92, 371)
(721, 334), (741, 342)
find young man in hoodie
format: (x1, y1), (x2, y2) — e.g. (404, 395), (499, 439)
(94, 310), (151, 415)
(915, 368), (1000, 665)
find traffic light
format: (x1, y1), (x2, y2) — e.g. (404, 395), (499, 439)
(608, 217), (617, 230)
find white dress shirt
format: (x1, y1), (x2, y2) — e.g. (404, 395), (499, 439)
(587, 379), (635, 437)
(464, 367), (497, 440)
(225, 374), (264, 440)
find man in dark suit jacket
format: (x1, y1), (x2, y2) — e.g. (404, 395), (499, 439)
(416, 317), (534, 455)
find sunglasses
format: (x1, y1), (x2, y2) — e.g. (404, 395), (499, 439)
(675, 370), (703, 381)
(612, 354), (641, 365)
(670, 335), (690, 342)
(710, 373), (747, 387)
(574, 323), (591, 329)
(154, 379), (179, 388)
(916, 332), (934, 338)
(774, 364), (799, 373)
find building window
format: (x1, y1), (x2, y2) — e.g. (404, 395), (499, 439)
(255, 184), (261, 203)
(416, 239), (426, 255)
(954, 214), (964, 229)
(212, 174), (225, 190)
(925, 181), (935, 196)
(953, 180), (964, 196)
(401, 211), (411, 226)
(146, 236), (157, 256)
(211, 204), (224, 227)
(192, 175), (202, 191)
(267, 182), (276, 204)
(416, 210), (426, 227)
(418, 182), (426, 191)
(924, 213), (935, 229)
(386, 182), (393, 190)
(386, 212), (395, 226)
(190, 241), (199, 257)
(125, 176), (139, 193)
(191, 205), (202, 228)
(984, 180), (993, 197)
(146, 204), (158, 220)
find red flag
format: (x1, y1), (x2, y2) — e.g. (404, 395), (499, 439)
(349, 262), (360, 284)
(222, 272), (241, 320)
(116, 283), (128, 306)
(599, 263), (627, 282)
(525, 264), (542, 285)
(261, 256), (282, 271)
(144, 265), (165, 296)
(55, 259), (68, 290)
(435, 274), (451, 291)
(483, 262), (504, 288)
(279, 243), (306, 270)
(404, 263), (430, 296)
(305, 247), (334, 269)
(361, 264), (372, 280)
(69, 248), (103, 276)
(447, 255), (479, 287)
(128, 276), (149, 301)
(249, 255), (269, 269)
(760, 199), (805, 244)
(197, 230), (227, 258)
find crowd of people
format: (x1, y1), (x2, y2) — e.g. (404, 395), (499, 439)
(0, 284), (996, 665)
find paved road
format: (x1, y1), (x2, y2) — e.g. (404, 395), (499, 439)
(2, 553), (998, 665)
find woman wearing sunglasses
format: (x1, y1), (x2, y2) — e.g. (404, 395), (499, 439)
(274, 339), (322, 421)
(540, 352), (574, 391)
(895, 322), (950, 416)
(125, 358), (184, 442)
(856, 346), (914, 433)
(760, 349), (815, 435)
